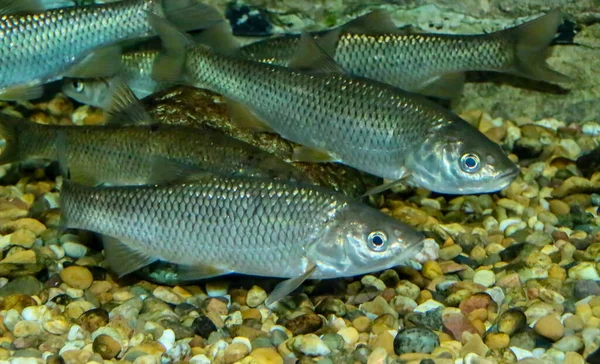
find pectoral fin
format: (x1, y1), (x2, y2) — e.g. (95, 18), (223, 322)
(0, 83), (44, 101)
(265, 262), (317, 306)
(101, 235), (158, 277)
(102, 77), (153, 125)
(288, 32), (344, 73)
(360, 171), (411, 198)
(226, 98), (274, 133)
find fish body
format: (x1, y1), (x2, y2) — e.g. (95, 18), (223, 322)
(60, 176), (424, 287)
(149, 16), (519, 194)
(0, 116), (306, 185)
(0, 0), (220, 100)
(240, 11), (568, 97)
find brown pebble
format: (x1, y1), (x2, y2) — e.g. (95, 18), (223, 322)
(564, 315), (584, 331)
(60, 266), (93, 289)
(549, 200), (570, 215)
(206, 298), (228, 315)
(78, 308), (109, 333)
(284, 313), (322, 335)
(0, 294), (37, 313)
(93, 334), (121, 360)
(241, 308), (262, 321)
(534, 314), (565, 341)
(224, 342), (249, 363)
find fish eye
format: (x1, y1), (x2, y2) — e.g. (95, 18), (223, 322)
(73, 81), (84, 93)
(460, 153), (481, 173)
(367, 231), (387, 251)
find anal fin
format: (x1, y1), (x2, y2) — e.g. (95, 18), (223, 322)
(103, 77), (153, 125)
(148, 155), (213, 185)
(0, 83), (44, 101)
(265, 263), (317, 306)
(415, 72), (465, 99)
(292, 146), (339, 163)
(226, 98), (274, 133)
(177, 263), (232, 281)
(101, 235), (157, 277)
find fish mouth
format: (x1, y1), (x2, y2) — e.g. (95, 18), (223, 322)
(496, 164), (521, 187)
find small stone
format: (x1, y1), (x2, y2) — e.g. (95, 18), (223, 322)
(59, 266), (93, 290)
(352, 316), (371, 333)
(367, 347), (388, 364)
(422, 261), (443, 280)
(442, 309), (478, 340)
(1, 249), (36, 264)
(534, 315), (565, 341)
(0, 294), (37, 312)
(359, 296), (397, 319)
(395, 280), (420, 300)
(321, 333), (344, 351)
(224, 342), (249, 363)
(393, 327), (439, 355)
(93, 334), (121, 360)
(192, 316), (217, 339)
(206, 282), (228, 297)
(498, 308), (527, 335)
(549, 200), (570, 215)
(249, 348), (283, 364)
(438, 244), (462, 260)
(42, 319), (70, 335)
(153, 286), (182, 305)
(569, 262), (600, 280)
(284, 313), (322, 335)
(564, 315), (584, 331)
(246, 286), (267, 307)
(337, 327), (359, 345)
(13, 321), (42, 337)
(485, 333), (509, 349)
(361, 275), (386, 291)
(62, 242), (87, 258)
(461, 332), (488, 357)
(553, 335), (584, 353)
(315, 298), (347, 317)
(564, 352), (585, 364)
(206, 297), (228, 315)
(78, 308), (109, 333)
(9, 229), (36, 248)
(292, 334), (331, 356)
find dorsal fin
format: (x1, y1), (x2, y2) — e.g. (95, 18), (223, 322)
(288, 32), (344, 73)
(191, 21), (240, 55)
(342, 10), (400, 35)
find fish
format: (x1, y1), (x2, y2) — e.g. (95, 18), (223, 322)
(62, 49), (169, 105)
(145, 13), (519, 195)
(0, 82), (307, 185)
(239, 10), (569, 98)
(0, 0), (221, 100)
(59, 175), (425, 304)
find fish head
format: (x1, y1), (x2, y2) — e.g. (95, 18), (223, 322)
(62, 78), (111, 109)
(405, 121), (519, 194)
(308, 203), (425, 277)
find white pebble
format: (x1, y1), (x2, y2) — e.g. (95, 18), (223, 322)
(536, 118), (565, 131)
(413, 238), (438, 262)
(413, 299), (445, 313)
(62, 242), (88, 258)
(58, 340), (85, 355)
(568, 262), (600, 280)
(4, 309), (21, 331)
(231, 336), (252, 352)
(560, 139), (581, 159)
(485, 287), (505, 306)
(49, 245), (65, 259)
(21, 305), (49, 322)
(582, 122), (600, 135)
(44, 192), (59, 209)
(532, 348), (546, 358)
(361, 275), (386, 291)
(473, 270), (495, 288)
(67, 324), (86, 341)
(225, 311), (243, 328)
(189, 354), (211, 364)
(158, 329), (176, 351)
(205, 282), (228, 297)
(499, 217), (522, 232)
(295, 334), (331, 356)
(246, 285), (267, 307)
(510, 347), (533, 361)
(210, 339), (229, 358)
(91, 327), (122, 342)
(505, 221), (527, 236)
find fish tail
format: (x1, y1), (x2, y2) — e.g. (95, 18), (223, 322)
(0, 116), (21, 165)
(159, 0), (224, 33)
(501, 9), (570, 83)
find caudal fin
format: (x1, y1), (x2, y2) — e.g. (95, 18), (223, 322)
(0, 116), (20, 165)
(503, 10), (570, 83)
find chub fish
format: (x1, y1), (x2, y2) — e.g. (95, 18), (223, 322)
(240, 10), (569, 98)
(59, 176), (425, 304)
(147, 14), (519, 195)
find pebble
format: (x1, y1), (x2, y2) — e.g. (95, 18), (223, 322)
(498, 308), (527, 335)
(439, 244), (462, 260)
(534, 315), (565, 341)
(473, 270), (495, 287)
(284, 313), (322, 335)
(422, 261), (443, 279)
(60, 266), (93, 290)
(153, 286), (182, 305)
(337, 327), (359, 345)
(249, 348), (283, 364)
(568, 262), (600, 280)
(246, 286), (267, 307)
(62, 242), (88, 258)
(93, 334), (121, 360)
(292, 334), (331, 356)
(224, 342), (249, 363)
(485, 333), (509, 349)
(393, 327), (439, 355)
(549, 200), (570, 215)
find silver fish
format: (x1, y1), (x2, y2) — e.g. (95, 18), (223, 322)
(0, 114), (307, 186)
(147, 14), (519, 195)
(60, 176), (425, 304)
(0, 0), (220, 100)
(239, 10), (569, 98)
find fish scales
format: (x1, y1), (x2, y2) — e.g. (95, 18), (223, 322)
(0, 0), (160, 89)
(187, 47), (450, 180)
(61, 179), (348, 278)
(120, 49), (169, 98)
